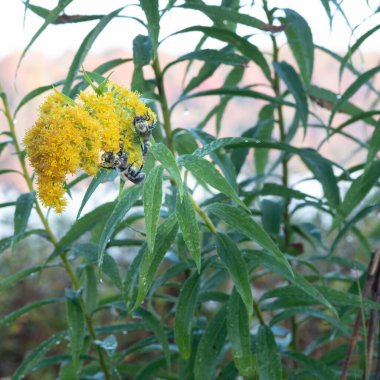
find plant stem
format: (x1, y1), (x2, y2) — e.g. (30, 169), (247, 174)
(263, 0), (295, 350)
(1, 87), (112, 380)
(188, 192), (217, 234)
(152, 56), (174, 154)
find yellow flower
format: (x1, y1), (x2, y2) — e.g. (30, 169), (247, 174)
(23, 81), (157, 213)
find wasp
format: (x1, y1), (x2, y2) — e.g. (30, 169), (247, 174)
(100, 113), (156, 184)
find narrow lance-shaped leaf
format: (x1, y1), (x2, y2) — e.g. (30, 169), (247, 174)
(208, 203), (293, 279)
(284, 8), (314, 85)
(227, 289), (254, 376)
(13, 191), (36, 250)
(139, 0), (160, 54)
(16, 0), (74, 76)
(176, 189), (201, 271)
(144, 165), (163, 253)
(216, 233), (253, 318)
(98, 185), (142, 267)
(134, 214), (178, 309)
(163, 49), (249, 75)
(62, 7), (124, 95)
(151, 143), (184, 199)
(65, 291), (85, 371)
(175, 272), (200, 359)
(178, 154), (248, 211)
(256, 326), (282, 380)
(76, 169), (117, 219)
(273, 61), (308, 126)
(12, 332), (66, 380)
(329, 64), (380, 127)
(194, 306), (227, 380)
(133, 34), (153, 66)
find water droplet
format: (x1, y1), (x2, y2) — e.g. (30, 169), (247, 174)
(122, 330), (127, 335)
(336, 94), (341, 100)
(184, 108), (190, 116)
(13, 119), (17, 125)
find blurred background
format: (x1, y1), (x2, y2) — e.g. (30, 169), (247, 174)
(1, 0), (380, 376)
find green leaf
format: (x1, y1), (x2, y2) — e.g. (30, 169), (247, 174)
(14, 80), (65, 116)
(366, 119), (380, 163)
(178, 154), (248, 211)
(65, 292), (85, 370)
(208, 204), (293, 278)
(134, 214), (178, 309)
(76, 170), (116, 219)
(103, 253), (122, 290)
(256, 326), (282, 380)
(181, 3), (273, 31)
(0, 236), (13, 255)
(284, 8), (314, 84)
(333, 160), (380, 227)
(216, 233), (253, 318)
(12, 332), (66, 380)
(135, 308), (171, 369)
(13, 191), (35, 250)
(163, 49), (249, 75)
(0, 265), (47, 292)
(175, 190), (201, 271)
(261, 198), (283, 237)
(62, 7), (124, 95)
(133, 34), (153, 66)
(98, 185), (142, 267)
(0, 297), (63, 328)
(151, 143), (183, 199)
(83, 266), (98, 314)
(194, 306), (227, 380)
(17, 0), (74, 76)
(144, 165), (163, 253)
(273, 61), (308, 126)
(175, 271), (200, 359)
(283, 351), (338, 380)
(339, 23), (380, 81)
(139, 0), (160, 54)
(172, 26), (271, 80)
(51, 202), (114, 261)
(227, 289), (254, 376)
(329, 64), (380, 126)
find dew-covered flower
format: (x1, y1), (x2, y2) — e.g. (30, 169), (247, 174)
(23, 82), (157, 213)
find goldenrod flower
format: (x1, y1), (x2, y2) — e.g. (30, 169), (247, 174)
(23, 82), (157, 213)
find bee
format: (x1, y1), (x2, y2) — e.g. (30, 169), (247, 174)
(100, 113), (156, 184)
(101, 150), (145, 184)
(133, 112), (155, 158)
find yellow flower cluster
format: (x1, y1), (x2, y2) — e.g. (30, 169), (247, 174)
(23, 82), (157, 213)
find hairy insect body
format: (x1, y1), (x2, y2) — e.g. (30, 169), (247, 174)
(101, 113), (155, 184)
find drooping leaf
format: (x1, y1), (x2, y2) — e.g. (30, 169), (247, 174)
(151, 143), (184, 199)
(12, 332), (66, 380)
(178, 154), (248, 211)
(65, 290), (85, 370)
(273, 61), (308, 126)
(143, 165), (163, 253)
(98, 185), (142, 267)
(13, 191), (36, 250)
(194, 306), (227, 380)
(208, 203), (293, 278)
(139, 0), (160, 54)
(175, 271), (200, 359)
(256, 326), (282, 380)
(134, 214), (178, 309)
(216, 233), (253, 318)
(176, 189), (201, 271)
(284, 8), (314, 84)
(133, 34), (153, 66)
(62, 7), (124, 95)
(227, 289), (254, 376)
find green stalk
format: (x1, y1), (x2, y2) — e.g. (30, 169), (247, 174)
(152, 56), (174, 154)
(0, 86), (112, 380)
(263, 0), (296, 351)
